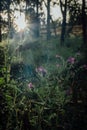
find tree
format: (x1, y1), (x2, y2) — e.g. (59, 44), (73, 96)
(0, 0), (18, 42)
(66, 0), (82, 37)
(0, 0), (5, 42)
(0, 0), (1, 42)
(82, 0), (87, 45)
(47, 0), (51, 40)
(35, 0), (39, 37)
(60, 0), (67, 46)
(81, 0), (87, 62)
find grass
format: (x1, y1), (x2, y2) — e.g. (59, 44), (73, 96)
(18, 36), (82, 67)
(1, 36), (83, 73)
(0, 36), (83, 78)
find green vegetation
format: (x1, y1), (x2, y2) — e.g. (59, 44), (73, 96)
(0, 0), (87, 129)
(0, 37), (87, 130)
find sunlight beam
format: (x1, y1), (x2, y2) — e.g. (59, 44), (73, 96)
(14, 12), (26, 32)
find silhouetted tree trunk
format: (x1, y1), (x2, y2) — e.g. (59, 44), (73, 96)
(0, 14), (2, 42)
(0, 0), (2, 42)
(36, 0), (40, 37)
(50, 16), (57, 37)
(44, 0), (57, 38)
(60, 0), (67, 45)
(7, 0), (11, 38)
(82, 0), (87, 45)
(47, 0), (51, 40)
(82, 0), (87, 62)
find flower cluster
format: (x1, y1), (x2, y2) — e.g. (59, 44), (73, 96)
(36, 66), (47, 77)
(28, 82), (34, 89)
(67, 57), (75, 64)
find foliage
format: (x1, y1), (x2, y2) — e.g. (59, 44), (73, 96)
(0, 36), (87, 130)
(0, 0), (87, 129)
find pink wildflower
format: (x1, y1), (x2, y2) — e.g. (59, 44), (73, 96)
(28, 82), (33, 89)
(36, 66), (47, 77)
(83, 64), (87, 69)
(67, 57), (75, 64)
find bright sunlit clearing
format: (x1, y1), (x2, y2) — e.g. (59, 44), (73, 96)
(15, 12), (26, 32)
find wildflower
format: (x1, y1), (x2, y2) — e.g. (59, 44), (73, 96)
(83, 64), (87, 70)
(36, 66), (47, 77)
(28, 82), (34, 89)
(67, 57), (75, 64)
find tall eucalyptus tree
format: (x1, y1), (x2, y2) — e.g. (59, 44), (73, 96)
(25, 0), (42, 38)
(81, 0), (87, 62)
(82, 0), (87, 45)
(47, 0), (51, 40)
(43, 0), (55, 40)
(0, 0), (1, 42)
(0, 0), (7, 42)
(60, 0), (67, 45)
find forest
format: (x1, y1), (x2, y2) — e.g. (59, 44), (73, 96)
(0, 0), (87, 130)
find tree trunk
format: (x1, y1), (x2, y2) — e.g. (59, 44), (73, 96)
(7, 0), (11, 38)
(0, 11), (2, 42)
(60, 0), (67, 46)
(82, 0), (87, 62)
(50, 16), (57, 37)
(47, 0), (51, 40)
(82, 0), (87, 45)
(36, 0), (40, 37)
